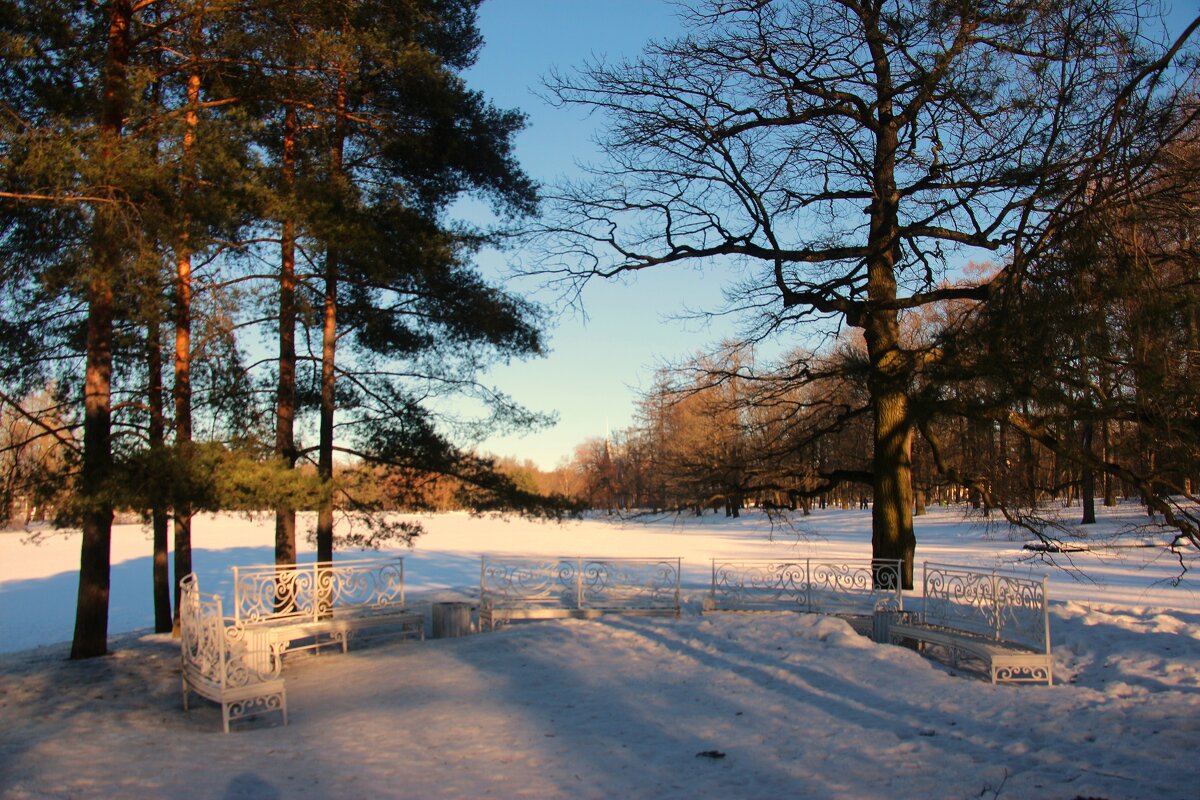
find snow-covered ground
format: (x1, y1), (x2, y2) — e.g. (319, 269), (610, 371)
(2, 505), (1198, 799)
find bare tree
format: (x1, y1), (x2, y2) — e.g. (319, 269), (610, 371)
(534, 0), (1193, 586)
(931, 112), (1200, 556)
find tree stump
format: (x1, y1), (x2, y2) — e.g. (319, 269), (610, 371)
(432, 602), (472, 638)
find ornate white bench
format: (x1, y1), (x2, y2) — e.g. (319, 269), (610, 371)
(480, 556), (682, 630)
(882, 562), (1053, 685)
(703, 558), (904, 618)
(179, 574), (288, 733)
(230, 556), (424, 657)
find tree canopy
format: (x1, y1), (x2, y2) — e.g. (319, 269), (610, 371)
(533, 0), (1199, 585)
(0, 0), (565, 658)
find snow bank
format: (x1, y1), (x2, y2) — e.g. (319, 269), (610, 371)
(1, 505), (1197, 798)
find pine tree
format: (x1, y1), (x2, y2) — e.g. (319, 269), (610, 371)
(2, 0), (259, 654)
(278, 0), (549, 557)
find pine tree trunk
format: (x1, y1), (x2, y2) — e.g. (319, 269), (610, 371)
(275, 106), (298, 568)
(316, 253), (337, 564)
(147, 316), (171, 633)
(174, 316), (192, 633)
(144, 23), (171, 635)
(171, 63), (200, 635)
(152, 509), (171, 630)
(315, 63), (346, 565)
(72, 270), (115, 659)
(71, 0), (131, 660)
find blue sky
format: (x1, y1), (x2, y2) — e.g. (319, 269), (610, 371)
(462, 0), (729, 470)
(459, 0), (1199, 471)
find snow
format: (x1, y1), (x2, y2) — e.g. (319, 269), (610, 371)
(1, 505), (1198, 799)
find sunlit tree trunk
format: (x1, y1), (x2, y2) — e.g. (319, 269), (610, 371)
(71, 0), (131, 660)
(869, 378), (916, 588)
(315, 253), (337, 563)
(73, 267), (116, 659)
(171, 55), (201, 635)
(863, 58), (916, 589)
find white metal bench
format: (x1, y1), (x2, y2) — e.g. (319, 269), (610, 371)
(479, 556), (682, 630)
(703, 558), (904, 618)
(230, 557), (424, 658)
(882, 562), (1053, 685)
(179, 574), (288, 733)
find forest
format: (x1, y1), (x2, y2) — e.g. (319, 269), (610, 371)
(1, 0), (1198, 659)
(0, 0), (569, 659)
(529, 0), (1200, 586)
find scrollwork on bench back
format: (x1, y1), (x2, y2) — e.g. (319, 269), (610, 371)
(708, 559), (904, 614)
(231, 557), (406, 623)
(920, 562), (1050, 653)
(480, 557), (682, 611)
(181, 574), (283, 688)
(179, 573), (288, 732)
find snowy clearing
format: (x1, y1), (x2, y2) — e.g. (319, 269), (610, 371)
(1, 505), (1198, 799)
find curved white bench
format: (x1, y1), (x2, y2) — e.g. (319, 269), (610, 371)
(703, 558), (904, 617)
(480, 556), (682, 630)
(882, 562), (1053, 685)
(179, 574), (288, 733)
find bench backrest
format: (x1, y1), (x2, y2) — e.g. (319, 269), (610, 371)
(709, 559), (904, 614)
(919, 562), (1050, 652)
(180, 573), (281, 689)
(480, 557), (681, 612)
(231, 557), (405, 624)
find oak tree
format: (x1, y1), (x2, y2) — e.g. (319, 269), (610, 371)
(537, 0), (1190, 586)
